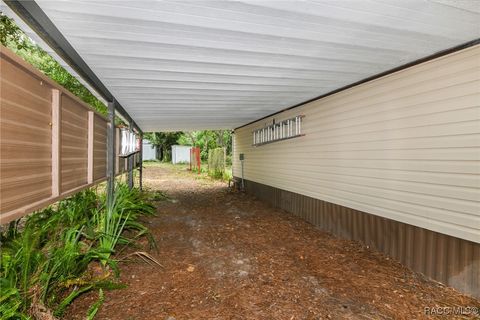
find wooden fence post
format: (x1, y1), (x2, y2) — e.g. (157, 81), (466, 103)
(87, 111), (94, 184)
(51, 89), (61, 197)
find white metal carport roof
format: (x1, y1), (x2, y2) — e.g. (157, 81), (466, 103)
(4, 0), (480, 131)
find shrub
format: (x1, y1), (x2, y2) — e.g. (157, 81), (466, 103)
(208, 148), (226, 179)
(0, 183), (155, 319)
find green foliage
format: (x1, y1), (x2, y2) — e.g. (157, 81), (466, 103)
(54, 285), (93, 317)
(0, 184), (155, 319)
(95, 184), (155, 265)
(144, 132), (183, 161)
(86, 289), (104, 320)
(0, 279), (28, 320)
(177, 130), (232, 161)
(0, 13), (30, 51)
(145, 130), (232, 163)
(208, 148), (226, 179)
(0, 13), (107, 115)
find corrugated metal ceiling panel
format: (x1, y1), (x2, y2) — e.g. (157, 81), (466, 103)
(11, 1), (480, 130)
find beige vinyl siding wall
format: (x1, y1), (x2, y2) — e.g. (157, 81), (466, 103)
(233, 45), (480, 244)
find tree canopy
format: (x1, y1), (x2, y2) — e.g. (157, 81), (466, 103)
(144, 130), (232, 162)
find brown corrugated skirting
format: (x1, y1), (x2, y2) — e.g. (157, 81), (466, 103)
(239, 178), (480, 298)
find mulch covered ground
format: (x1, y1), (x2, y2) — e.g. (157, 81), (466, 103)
(67, 163), (479, 319)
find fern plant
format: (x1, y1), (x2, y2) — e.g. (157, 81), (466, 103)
(0, 184), (156, 319)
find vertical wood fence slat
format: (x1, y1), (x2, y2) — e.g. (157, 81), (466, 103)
(60, 94), (89, 192)
(93, 114), (107, 181)
(51, 89), (61, 197)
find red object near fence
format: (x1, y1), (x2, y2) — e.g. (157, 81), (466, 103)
(190, 147), (201, 174)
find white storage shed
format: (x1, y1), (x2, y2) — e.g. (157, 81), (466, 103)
(142, 140), (158, 161)
(171, 145), (192, 164)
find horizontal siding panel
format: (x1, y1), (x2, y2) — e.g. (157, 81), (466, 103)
(1, 185), (51, 213)
(306, 88), (480, 125)
(0, 117), (51, 134)
(1, 124), (51, 144)
(313, 52), (480, 108)
(275, 133), (480, 151)
(0, 101), (51, 129)
(304, 94), (480, 132)
(244, 163), (479, 188)
(1, 174), (51, 195)
(233, 45), (480, 243)
(278, 107), (479, 139)
(61, 95), (89, 116)
(245, 174), (480, 241)
(1, 161), (51, 180)
(247, 147), (479, 160)
(307, 80), (480, 128)
(61, 120), (88, 134)
(1, 58), (52, 101)
(94, 133), (106, 141)
(62, 135), (89, 146)
(245, 166), (479, 201)
(244, 169), (479, 218)
(247, 120), (480, 144)
(1, 144), (51, 160)
(93, 150), (106, 157)
(1, 84), (52, 120)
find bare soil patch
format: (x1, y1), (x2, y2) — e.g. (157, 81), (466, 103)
(67, 163), (479, 319)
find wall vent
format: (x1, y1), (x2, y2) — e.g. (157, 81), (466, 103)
(252, 115), (305, 146)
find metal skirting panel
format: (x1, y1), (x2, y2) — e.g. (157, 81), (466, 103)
(240, 178), (480, 298)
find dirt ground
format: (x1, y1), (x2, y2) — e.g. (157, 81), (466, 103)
(68, 163), (479, 320)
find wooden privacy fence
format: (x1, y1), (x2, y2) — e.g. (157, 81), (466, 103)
(0, 46), (138, 224)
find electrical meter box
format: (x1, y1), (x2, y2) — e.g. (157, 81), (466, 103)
(239, 153), (245, 161)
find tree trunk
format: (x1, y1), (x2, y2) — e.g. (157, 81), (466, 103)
(187, 132), (196, 147)
(216, 130), (225, 147)
(158, 145), (163, 161)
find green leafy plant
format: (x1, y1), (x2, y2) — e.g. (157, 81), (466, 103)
(0, 279), (28, 320)
(86, 289), (104, 320)
(0, 184), (155, 319)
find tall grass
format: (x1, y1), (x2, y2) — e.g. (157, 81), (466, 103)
(0, 183), (155, 319)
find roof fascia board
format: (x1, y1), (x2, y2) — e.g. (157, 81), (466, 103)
(235, 38), (480, 130)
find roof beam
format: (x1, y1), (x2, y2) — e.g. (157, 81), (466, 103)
(4, 0), (142, 134)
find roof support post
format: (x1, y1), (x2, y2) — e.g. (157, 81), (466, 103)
(138, 134), (143, 191)
(127, 155), (133, 190)
(106, 100), (116, 208)
(127, 125), (134, 190)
